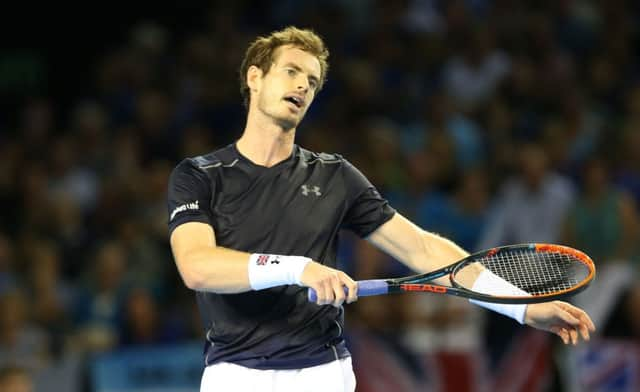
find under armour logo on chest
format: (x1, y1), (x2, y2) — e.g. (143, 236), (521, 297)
(301, 184), (322, 196)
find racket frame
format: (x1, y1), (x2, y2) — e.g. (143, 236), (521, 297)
(369, 243), (595, 304)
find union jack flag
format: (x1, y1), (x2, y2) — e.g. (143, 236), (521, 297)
(569, 340), (640, 391)
(256, 255), (269, 266)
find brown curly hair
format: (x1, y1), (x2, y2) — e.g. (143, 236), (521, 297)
(239, 26), (329, 108)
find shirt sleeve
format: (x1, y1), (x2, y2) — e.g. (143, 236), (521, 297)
(167, 159), (215, 236)
(341, 159), (396, 238)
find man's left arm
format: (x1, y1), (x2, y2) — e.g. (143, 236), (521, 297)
(366, 213), (596, 345)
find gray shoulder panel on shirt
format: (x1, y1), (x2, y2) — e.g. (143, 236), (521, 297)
(298, 147), (344, 164)
(189, 154), (239, 170)
(189, 154), (221, 169)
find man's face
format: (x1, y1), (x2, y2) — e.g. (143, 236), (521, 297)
(249, 45), (322, 129)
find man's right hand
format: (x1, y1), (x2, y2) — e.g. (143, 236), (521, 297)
(300, 261), (358, 307)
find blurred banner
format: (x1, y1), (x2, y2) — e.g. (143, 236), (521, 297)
(350, 328), (550, 392)
(567, 340), (640, 392)
(91, 342), (203, 392)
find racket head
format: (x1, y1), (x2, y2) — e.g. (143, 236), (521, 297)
(450, 243), (596, 303)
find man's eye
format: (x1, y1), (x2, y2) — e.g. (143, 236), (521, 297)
(309, 80), (318, 89)
(287, 69), (296, 76)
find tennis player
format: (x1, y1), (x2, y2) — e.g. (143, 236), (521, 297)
(168, 26), (595, 391)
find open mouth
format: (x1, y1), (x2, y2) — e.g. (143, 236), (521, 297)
(284, 95), (304, 109)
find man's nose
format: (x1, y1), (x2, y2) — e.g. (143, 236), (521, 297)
(296, 77), (308, 92)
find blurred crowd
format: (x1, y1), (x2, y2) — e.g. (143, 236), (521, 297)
(1, 0), (640, 390)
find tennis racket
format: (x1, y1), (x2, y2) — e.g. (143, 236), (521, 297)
(308, 243), (595, 304)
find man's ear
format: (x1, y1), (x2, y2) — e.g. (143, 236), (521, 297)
(247, 65), (263, 93)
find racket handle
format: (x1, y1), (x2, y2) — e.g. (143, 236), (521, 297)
(307, 279), (389, 302)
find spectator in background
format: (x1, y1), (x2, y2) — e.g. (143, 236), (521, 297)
(417, 168), (490, 252)
(134, 88), (177, 163)
(0, 234), (18, 294)
(115, 215), (170, 295)
(358, 117), (408, 194)
(118, 287), (174, 347)
(19, 99), (55, 161)
(541, 90), (603, 177)
(24, 240), (74, 357)
(0, 142), (23, 231)
(385, 133), (454, 220)
(499, 54), (544, 141)
(18, 163), (50, 235)
(69, 101), (111, 174)
(46, 192), (90, 279)
(562, 156), (639, 265)
(402, 91), (485, 170)
(48, 135), (99, 214)
(614, 117), (640, 208)
(72, 241), (129, 353)
(442, 25), (510, 112)
(0, 366), (33, 392)
(480, 96), (518, 180)
(0, 289), (50, 370)
(477, 142), (575, 249)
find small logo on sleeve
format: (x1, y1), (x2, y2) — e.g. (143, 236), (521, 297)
(170, 200), (199, 221)
(301, 185), (321, 196)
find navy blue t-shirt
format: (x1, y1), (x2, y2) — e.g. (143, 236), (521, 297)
(167, 143), (395, 369)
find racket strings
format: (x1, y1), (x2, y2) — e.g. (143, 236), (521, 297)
(468, 250), (590, 297)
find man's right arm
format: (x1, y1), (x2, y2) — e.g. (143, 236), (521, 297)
(170, 221), (251, 293)
(170, 221), (357, 306)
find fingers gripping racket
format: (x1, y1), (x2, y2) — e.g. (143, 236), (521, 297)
(308, 244), (595, 304)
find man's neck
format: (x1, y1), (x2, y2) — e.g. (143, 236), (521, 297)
(237, 109), (296, 167)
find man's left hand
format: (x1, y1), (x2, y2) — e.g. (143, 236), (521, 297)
(524, 301), (596, 345)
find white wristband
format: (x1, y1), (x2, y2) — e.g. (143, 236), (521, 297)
(247, 254), (312, 290)
(469, 269), (528, 324)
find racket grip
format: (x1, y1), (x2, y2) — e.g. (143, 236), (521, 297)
(307, 280), (389, 302)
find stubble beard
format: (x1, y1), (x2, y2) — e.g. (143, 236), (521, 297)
(257, 96), (301, 131)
